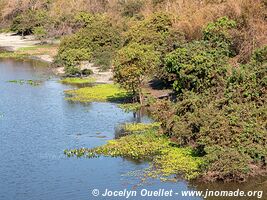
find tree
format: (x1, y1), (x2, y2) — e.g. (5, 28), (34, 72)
(114, 43), (160, 104)
(11, 9), (49, 37)
(56, 15), (121, 73)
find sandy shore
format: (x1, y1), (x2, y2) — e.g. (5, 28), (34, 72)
(0, 32), (54, 63)
(0, 33), (39, 51)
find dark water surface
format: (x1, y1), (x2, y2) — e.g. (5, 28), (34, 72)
(0, 59), (266, 200)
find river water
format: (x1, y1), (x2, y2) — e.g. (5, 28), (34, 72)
(0, 59), (266, 200)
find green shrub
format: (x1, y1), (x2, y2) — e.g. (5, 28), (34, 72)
(203, 16), (237, 55)
(165, 41), (228, 93)
(33, 26), (47, 40)
(150, 46), (267, 181)
(81, 69), (93, 76)
(56, 15), (122, 74)
(124, 12), (173, 50)
(74, 12), (94, 28)
(57, 48), (92, 68)
(119, 0), (144, 18)
(204, 148), (252, 181)
(252, 46), (267, 64)
(11, 10), (49, 36)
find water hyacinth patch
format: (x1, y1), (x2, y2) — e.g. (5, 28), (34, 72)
(59, 77), (96, 85)
(65, 124), (204, 180)
(7, 79), (42, 86)
(123, 122), (161, 133)
(64, 84), (130, 102)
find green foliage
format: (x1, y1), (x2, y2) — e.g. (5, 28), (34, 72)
(59, 77), (95, 85)
(64, 84), (130, 102)
(123, 122), (161, 134)
(56, 16), (122, 74)
(114, 43), (160, 102)
(56, 48), (92, 76)
(119, 0), (144, 18)
(153, 147), (204, 180)
(118, 103), (141, 112)
(81, 69), (93, 76)
(252, 46), (267, 64)
(151, 46), (267, 181)
(124, 12), (173, 50)
(32, 26), (47, 40)
(8, 79), (42, 86)
(203, 16), (237, 55)
(205, 148), (252, 181)
(11, 10), (49, 35)
(165, 41), (228, 93)
(65, 130), (204, 180)
(74, 12), (94, 28)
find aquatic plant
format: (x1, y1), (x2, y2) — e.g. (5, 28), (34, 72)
(115, 122), (161, 138)
(59, 77), (96, 85)
(65, 125), (204, 180)
(123, 122), (161, 133)
(7, 79), (42, 86)
(64, 84), (130, 102)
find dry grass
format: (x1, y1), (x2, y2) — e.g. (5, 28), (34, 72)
(1, 0), (266, 59)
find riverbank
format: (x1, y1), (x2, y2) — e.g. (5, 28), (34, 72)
(0, 33), (57, 63)
(0, 32), (39, 51)
(0, 33), (113, 83)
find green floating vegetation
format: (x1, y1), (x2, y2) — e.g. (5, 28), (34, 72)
(65, 124), (204, 180)
(123, 122), (161, 134)
(118, 103), (141, 112)
(64, 84), (130, 102)
(59, 77), (96, 85)
(8, 79), (42, 86)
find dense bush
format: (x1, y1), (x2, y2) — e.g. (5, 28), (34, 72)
(119, 0), (144, 18)
(124, 12), (186, 80)
(11, 9), (49, 36)
(165, 41), (228, 93)
(124, 12), (173, 50)
(151, 46), (267, 181)
(203, 16), (237, 56)
(56, 15), (122, 75)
